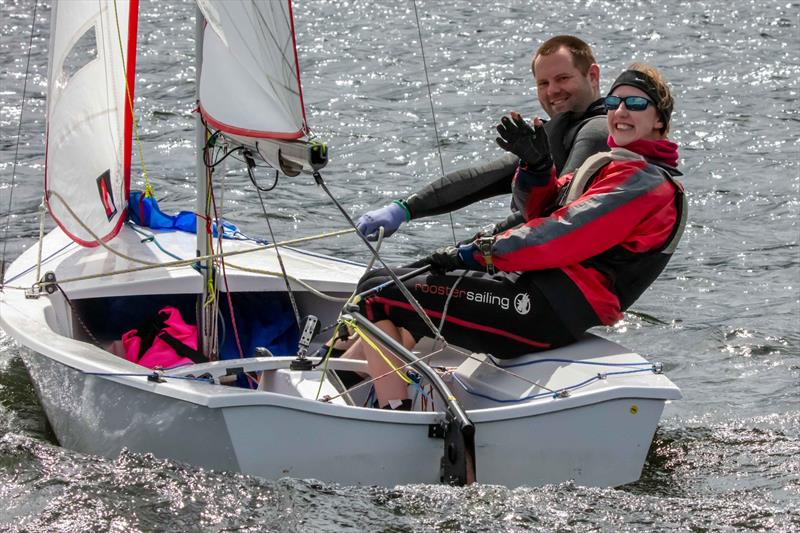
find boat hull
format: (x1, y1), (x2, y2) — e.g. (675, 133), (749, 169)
(21, 347), (664, 487)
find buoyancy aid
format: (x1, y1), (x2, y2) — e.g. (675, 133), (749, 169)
(560, 147), (688, 311)
(122, 306), (204, 369)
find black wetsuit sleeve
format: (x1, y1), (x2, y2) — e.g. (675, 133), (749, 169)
(403, 153), (518, 219)
(559, 116), (610, 176)
(494, 211), (525, 233)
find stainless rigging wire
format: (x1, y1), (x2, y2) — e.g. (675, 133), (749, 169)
(253, 176), (303, 332)
(411, 0), (458, 245)
(2, 1), (39, 285)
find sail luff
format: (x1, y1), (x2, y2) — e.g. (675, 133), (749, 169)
(286, 0), (309, 134)
(122, 0), (140, 214)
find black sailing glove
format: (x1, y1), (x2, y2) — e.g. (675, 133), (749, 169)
(495, 112), (553, 172)
(426, 243), (481, 272)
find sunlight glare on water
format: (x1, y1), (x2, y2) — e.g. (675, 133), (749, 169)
(0, 0), (798, 530)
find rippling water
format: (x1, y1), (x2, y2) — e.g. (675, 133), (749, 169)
(1, 0), (798, 530)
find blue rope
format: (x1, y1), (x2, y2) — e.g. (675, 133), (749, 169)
(409, 374), (435, 407)
(496, 357), (653, 369)
(2, 242), (75, 285)
(128, 224), (183, 260)
(450, 367), (656, 404)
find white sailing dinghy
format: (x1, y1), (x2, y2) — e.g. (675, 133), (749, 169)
(0, 0), (680, 488)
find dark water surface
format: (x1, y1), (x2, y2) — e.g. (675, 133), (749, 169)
(1, 0), (798, 531)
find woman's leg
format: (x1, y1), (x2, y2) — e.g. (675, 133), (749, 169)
(340, 319), (417, 408)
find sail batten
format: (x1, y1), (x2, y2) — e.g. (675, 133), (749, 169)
(197, 0), (308, 141)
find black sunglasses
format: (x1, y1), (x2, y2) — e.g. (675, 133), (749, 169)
(604, 95), (655, 111)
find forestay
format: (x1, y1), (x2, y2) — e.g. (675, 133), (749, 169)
(45, 0), (138, 247)
(197, 0), (308, 142)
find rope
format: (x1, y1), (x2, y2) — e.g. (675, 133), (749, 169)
(210, 176), (245, 362)
(34, 198), (46, 288)
(1, 242), (74, 287)
(348, 321), (413, 385)
(200, 128), (220, 359)
(112, 0), (153, 197)
(223, 262), (349, 302)
(251, 172), (302, 332)
(411, 0), (457, 245)
(47, 190), (161, 265)
(497, 357), (654, 369)
(320, 341), (449, 404)
(20, 225), (356, 289)
(314, 171), (443, 341)
(83, 371), (214, 383)
(433, 270), (467, 350)
(128, 224), (184, 262)
(2, 1), (38, 284)
(54, 284), (100, 348)
(437, 343), (558, 395)
(450, 366), (658, 404)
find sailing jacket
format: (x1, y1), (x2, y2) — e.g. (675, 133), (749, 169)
(402, 100), (609, 221)
(485, 138), (687, 335)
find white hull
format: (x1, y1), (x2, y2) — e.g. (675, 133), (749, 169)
(1, 226), (680, 487)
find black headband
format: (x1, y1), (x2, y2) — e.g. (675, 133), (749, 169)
(608, 69), (672, 127)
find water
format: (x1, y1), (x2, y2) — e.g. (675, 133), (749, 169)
(1, 0), (798, 530)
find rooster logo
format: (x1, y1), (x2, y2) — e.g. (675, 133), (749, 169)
(514, 292), (531, 315)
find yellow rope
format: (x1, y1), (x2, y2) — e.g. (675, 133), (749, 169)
(203, 276), (215, 307)
(346, 320), (413, 385)
(112, 0), (154, 197)
(314, 330), (340, 401)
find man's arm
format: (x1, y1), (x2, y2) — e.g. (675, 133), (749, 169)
(403, 153), (518, 219)
(355, 153), (518, 240)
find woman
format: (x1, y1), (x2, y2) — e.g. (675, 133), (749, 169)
(343, 64), (687, 410)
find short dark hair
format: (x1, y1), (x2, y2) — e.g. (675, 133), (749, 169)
(532, 35), (597, 77)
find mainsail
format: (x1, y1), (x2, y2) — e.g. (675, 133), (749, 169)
(197, 0), (308, 141)
(45, 0), (138, 247)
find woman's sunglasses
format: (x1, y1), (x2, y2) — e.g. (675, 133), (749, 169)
(604, 95), (655, 111)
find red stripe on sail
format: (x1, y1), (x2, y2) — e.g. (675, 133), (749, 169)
(198, 102), (306, 140)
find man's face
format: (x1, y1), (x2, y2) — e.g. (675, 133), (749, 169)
(533, 47), (599, 118)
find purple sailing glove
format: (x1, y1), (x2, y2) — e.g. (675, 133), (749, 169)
(356, 201), (409, 240)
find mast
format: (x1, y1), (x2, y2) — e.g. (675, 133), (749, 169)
(195, 5), (215, 359)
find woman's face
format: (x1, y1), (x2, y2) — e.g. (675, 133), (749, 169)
(607, 85), (665, 146)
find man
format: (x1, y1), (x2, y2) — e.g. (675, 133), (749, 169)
(356, 35), (609, 240)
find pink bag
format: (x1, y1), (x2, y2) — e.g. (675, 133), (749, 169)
(122, 306), (202, 369)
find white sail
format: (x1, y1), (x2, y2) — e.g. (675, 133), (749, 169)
(45, 0), (138, 247)
(197, 0), (308, 140)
